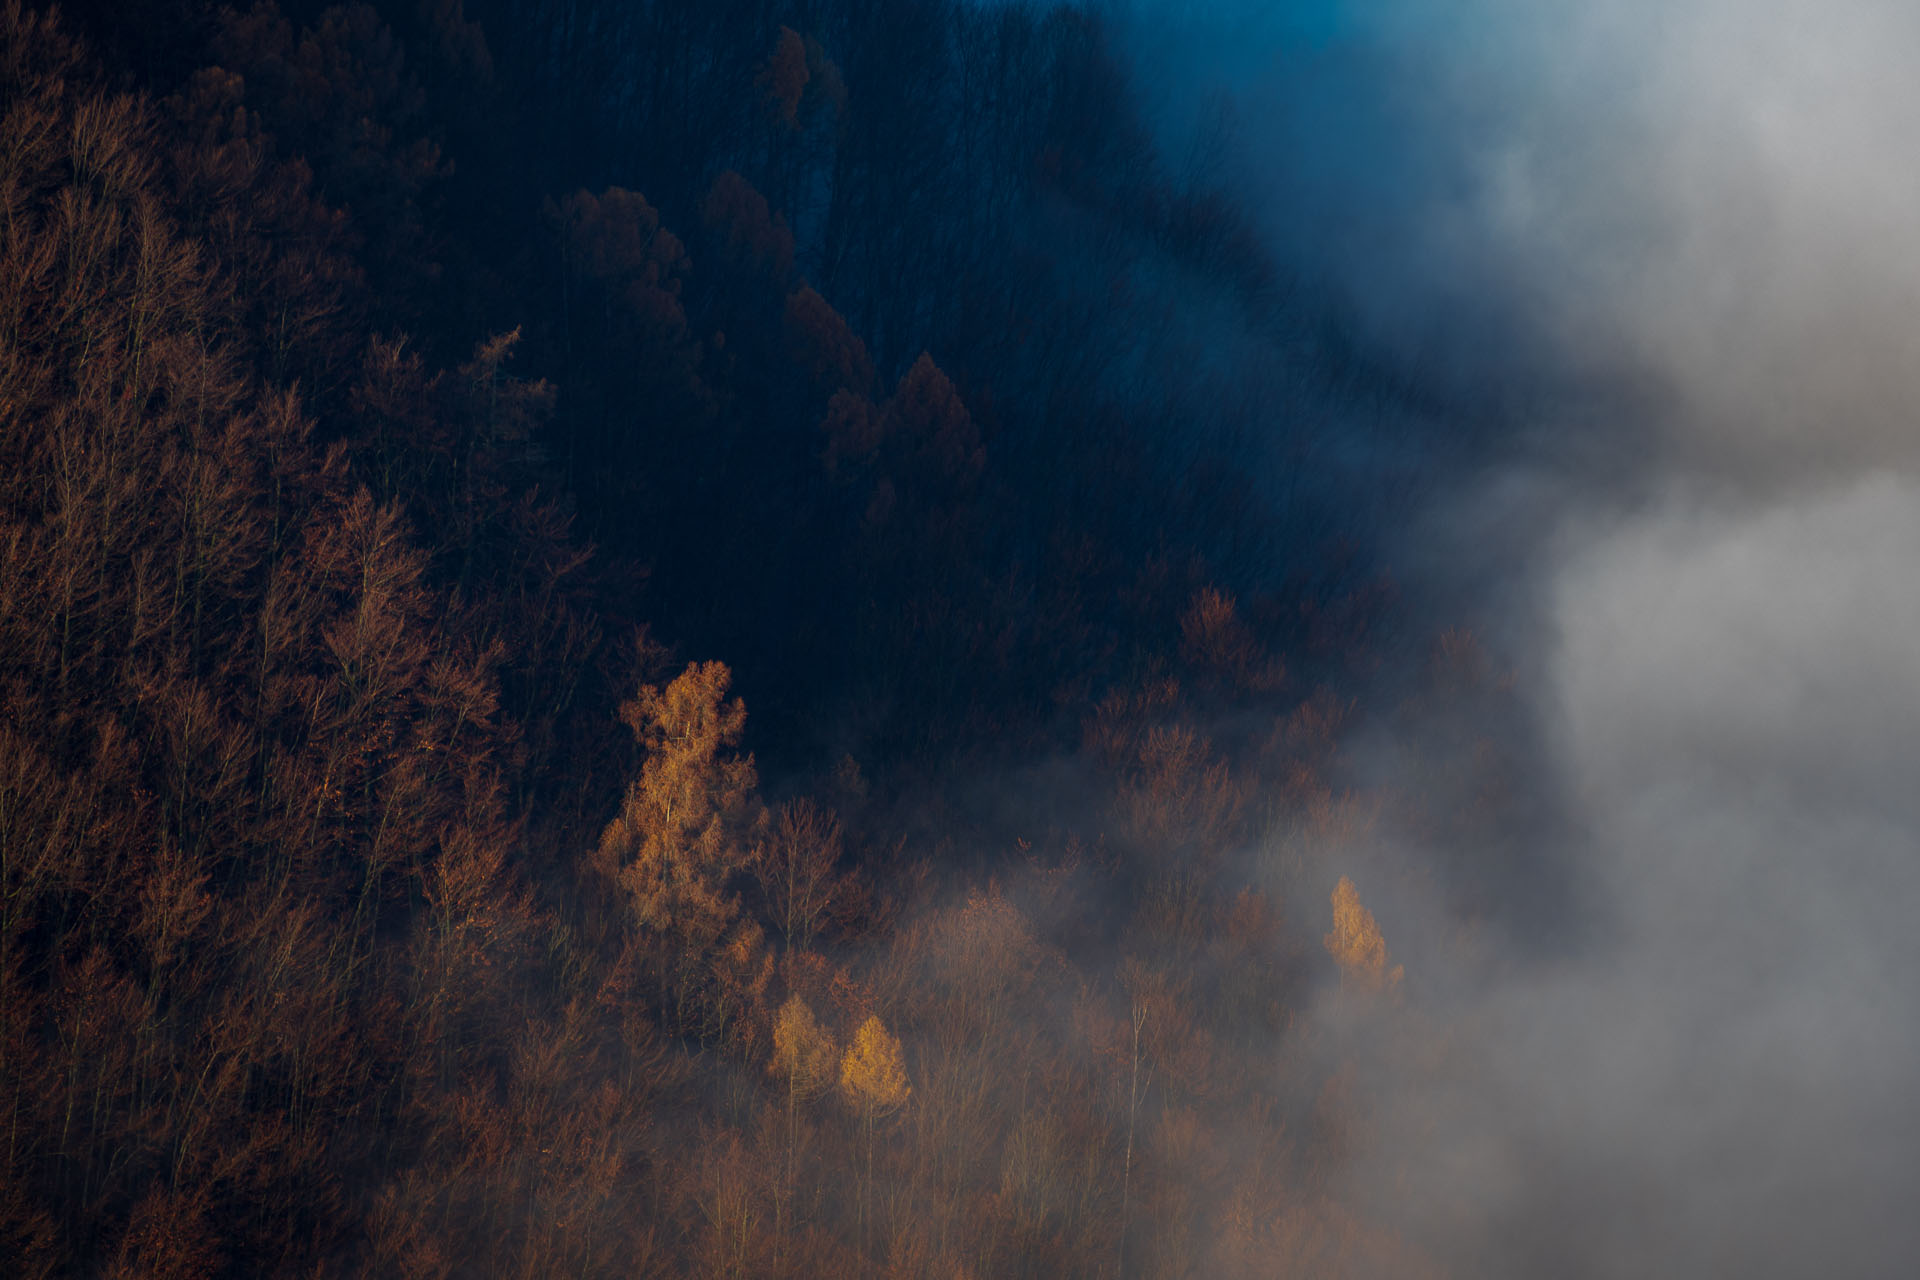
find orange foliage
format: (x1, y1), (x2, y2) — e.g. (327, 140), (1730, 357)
(597, 661), (761, 947)
(1180, 586), (1284, 694)
(1324, 877), (1403, 993)
(841, 1014), (911, 1117)
(0, 5), (1471, 1275)
(772, 995), (839, 1102)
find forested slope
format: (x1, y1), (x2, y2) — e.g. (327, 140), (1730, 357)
(0, 3), (1513, 1274)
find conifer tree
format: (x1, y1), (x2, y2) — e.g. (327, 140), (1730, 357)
(595, 661), (764, 1028)
(1323, 876), (1402, 993)
(839, 1013), (909, 1250)
(768, 993), (836, 1252)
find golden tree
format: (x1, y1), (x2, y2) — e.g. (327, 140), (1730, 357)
(597, 662), (756, 936)
(773, 995), (838, 1107)
(840, 1016), (910, 1115)
(595, 662), (764, 1027)
(768, 994), (837, 1251)
(1323, 877), (1402, 993)
(839, 1014), (910, 1250)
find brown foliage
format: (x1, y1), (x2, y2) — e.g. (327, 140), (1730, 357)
(164, 64), (364, 398)
(884, 353), (985, 491)
(704, 169), (796, 283)
(546, 183), (714, 466)
(552, 185), (693, 329)
(0, 6), (1456, 1276)
(1179, 586), (1284, 695)
(786, 285), (875, 398)
(207, 0), (450, 307)
(0, 11), (556, 1269)
(755, 797), (854, 952)
(760, 26), (811, 127)
(104, 1186), (225, 1280)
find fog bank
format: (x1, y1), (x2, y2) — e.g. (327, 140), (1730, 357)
(1111, 0), (1920, 1271)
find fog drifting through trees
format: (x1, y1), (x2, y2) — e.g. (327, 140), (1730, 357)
(2, 0), (1914, 1275)
(1113, 1), (1920, 1272)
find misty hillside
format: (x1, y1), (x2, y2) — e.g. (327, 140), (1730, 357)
(4, 1), (1916, 1277)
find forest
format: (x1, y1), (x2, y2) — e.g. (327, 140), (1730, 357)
(0, 1), (1538, 1275)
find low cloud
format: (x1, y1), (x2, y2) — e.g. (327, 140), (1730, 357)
(1371, 477), (1920, 1275)
(1108, 0), (1920, 1271)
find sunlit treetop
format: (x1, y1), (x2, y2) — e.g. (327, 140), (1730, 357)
(839, 1014), (910, 1116)
(1324, 876), (1403, 993)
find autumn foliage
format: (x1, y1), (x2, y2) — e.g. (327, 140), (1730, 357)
(0, 1), (1485, 1275)
(1324, 876), (1405, 993)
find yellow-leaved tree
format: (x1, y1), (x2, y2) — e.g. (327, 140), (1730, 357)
(1324, 877), (1403, 993)
(774, 995), (839, 1104)
(769, 994), (837, 1251)
(839, 1014), (909, 1249)
(595, 661), (765, 1028)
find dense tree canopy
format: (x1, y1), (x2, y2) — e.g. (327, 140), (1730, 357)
(0, 1), (1520, 1274)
